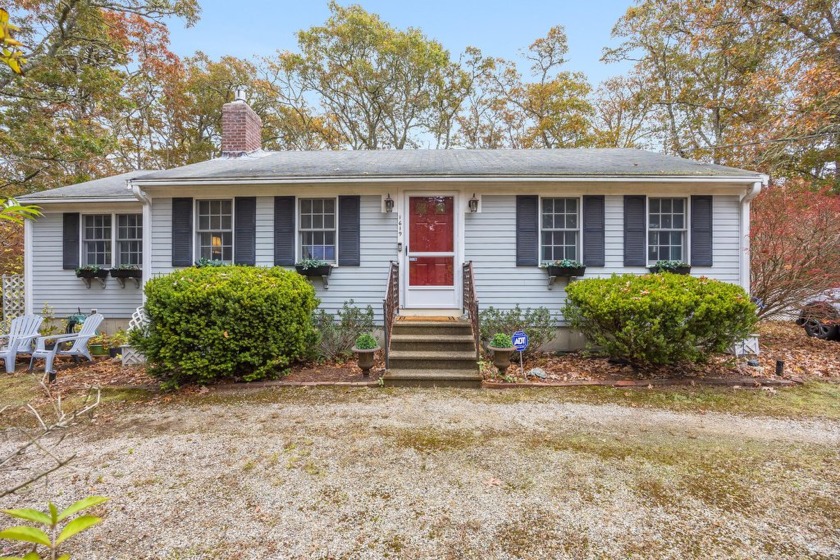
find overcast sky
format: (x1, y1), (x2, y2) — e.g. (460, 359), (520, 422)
(165, 0), (635, 86)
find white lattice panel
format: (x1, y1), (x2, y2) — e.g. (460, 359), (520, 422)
(122, 306), (149, 365)
(2, 274), (24, 321)
(120, 345), (146, 366)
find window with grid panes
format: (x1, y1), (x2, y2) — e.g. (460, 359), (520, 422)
(83, 215), (112, 267)
(196, 200), (233, 262)
(117, 214), (142, 266)
(648, 198), (687, 261)
(541, 198), (579, 261)
(299, 198), (336, 262)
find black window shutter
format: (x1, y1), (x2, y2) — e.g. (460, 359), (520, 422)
(233, 197), (256, 265)
(338, 196), (361, 266)
(691, 195), (713, 267)
(171, 198), (193, 267)
(582, 195), (605, 267)
(516, 195), (539, 266)
(624, 195), (646, 266)
(62, 213), (80, 270)
(274, 196), (296, 266)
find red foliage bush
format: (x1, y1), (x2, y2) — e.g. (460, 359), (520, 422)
(751, 181), (840, 318)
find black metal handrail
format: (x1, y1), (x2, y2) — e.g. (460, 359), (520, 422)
(462, 261), (480, 361)
(382, 261), (399, 369)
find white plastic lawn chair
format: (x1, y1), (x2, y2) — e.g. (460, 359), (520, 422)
(1, 314), (43, 373)
(30, 313), (104, 380)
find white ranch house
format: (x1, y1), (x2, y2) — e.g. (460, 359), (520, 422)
(20, 98), (767, 354)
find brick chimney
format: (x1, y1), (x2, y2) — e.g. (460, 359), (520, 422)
(221, 91), (262, 157)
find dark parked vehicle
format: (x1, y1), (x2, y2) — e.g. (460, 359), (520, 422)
(796, 289), (840, 340)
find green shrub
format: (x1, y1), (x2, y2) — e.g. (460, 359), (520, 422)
(131, 266), (318, 386)
(564, 274), (758, 366)
(489, 333), (512, 348)
(354, 333), (378, 350)
(308, 299), (375, 360)
(479, 304), (555, 355)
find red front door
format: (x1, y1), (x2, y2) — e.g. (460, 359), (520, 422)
(408, 196), (454, 287)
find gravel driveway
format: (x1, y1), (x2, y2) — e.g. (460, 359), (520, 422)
(2, 387), (839, 559)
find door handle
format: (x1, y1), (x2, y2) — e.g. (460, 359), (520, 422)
(404, 244), (408, 255)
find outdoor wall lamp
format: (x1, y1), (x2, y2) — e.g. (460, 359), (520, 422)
(384, 193), (394, 213)
(468, 194), (479, 213)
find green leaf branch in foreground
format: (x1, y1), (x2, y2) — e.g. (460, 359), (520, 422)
(0, 496), (109, 559)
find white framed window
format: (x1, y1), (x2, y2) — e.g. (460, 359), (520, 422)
(299, 198), (336, 262)
(196, 200), (233, 262)
(117, 214), (143, 266)
(83, 215), (112, 267)
(81, 213), (143, 267)
(541, 197), (580, 261)
(648, 198), (687, 262)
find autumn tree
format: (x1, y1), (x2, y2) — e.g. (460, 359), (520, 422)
(592, 74), (660, 149)
(278, 1), (456, 150)
(0, 0), (199, 193)
(604, 0), (785, 168)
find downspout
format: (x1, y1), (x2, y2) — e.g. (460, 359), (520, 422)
(739, 176), (767, 294)
(129, 180), (152, 303)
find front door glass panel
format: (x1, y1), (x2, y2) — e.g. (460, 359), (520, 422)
(408, 196), (454, 287)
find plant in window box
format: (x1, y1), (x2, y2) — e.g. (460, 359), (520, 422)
(194, 258), (227, 267)
(295, 258), (333, 277)
(648, 260), (691, 275)
(351, 333), (380, 376)
(75, 265), (108, 279)
(487, 332), (514, 373)
(540, 259), (586, 277)
(109, 264), (142, 279)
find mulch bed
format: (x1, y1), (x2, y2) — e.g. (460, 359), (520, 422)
(13, 321), (836, 394)
(484, 321), (839, 386)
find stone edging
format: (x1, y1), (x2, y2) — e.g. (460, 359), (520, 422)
(482, 376), (803, 389)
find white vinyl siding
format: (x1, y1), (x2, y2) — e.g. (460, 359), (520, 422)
(30, 212), (142, 318)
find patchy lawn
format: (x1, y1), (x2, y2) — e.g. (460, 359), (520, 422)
(1, 380), (839, 559)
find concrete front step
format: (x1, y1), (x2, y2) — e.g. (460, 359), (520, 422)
(383, 368), (483, 388)
(388, 350), (478, 370)
(390, 333), (476, 352)
(392, 320), (473, 336)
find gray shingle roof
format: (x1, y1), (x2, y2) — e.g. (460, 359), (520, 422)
(20, 149), (764, 201)
(134, 149), (762, 183)
(19, 170), (149, 202)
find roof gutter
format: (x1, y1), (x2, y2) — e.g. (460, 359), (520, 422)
(16, 197), (139, 204)
(131, 175), (765, 187)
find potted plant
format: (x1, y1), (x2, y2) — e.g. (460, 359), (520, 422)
(75, 265), (108, 279)
(88, 334), (109, 357)
(487, 332), (515, 373)
(295, 258), (333, 277)
(109, 329), (129, 358)
(352, 333), (380, 376)
(648, 260), (691, 275)
(109, 264), (142, 279)
(540, 259), (586, 277)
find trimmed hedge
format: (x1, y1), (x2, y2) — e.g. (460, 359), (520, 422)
(564, 274), (757, 366)
(132, 266), (318, 386)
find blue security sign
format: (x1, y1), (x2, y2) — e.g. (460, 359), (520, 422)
(512, 330), (529, 352)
